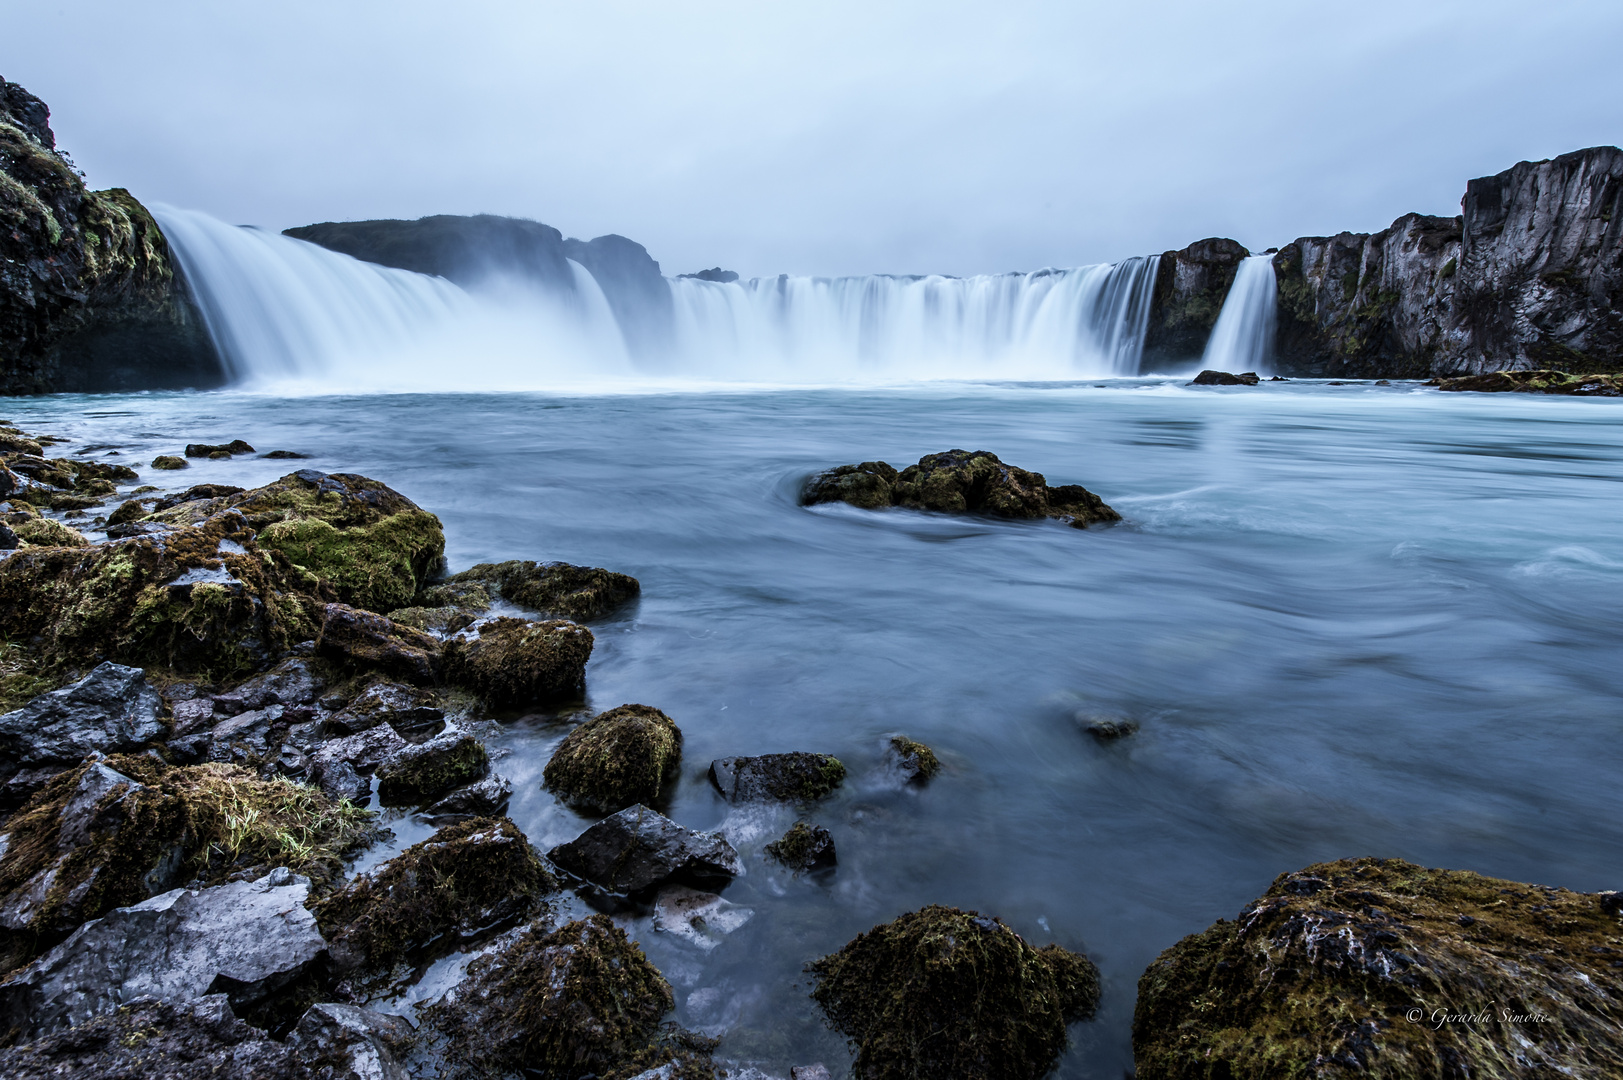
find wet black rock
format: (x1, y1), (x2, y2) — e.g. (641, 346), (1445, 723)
(263, 450), (311, 459)
(317, 604), (443, 685)
(374, 729), (490, 806)
(150, 483), (247, 511)
(184, 440), (255, 458)
(444, 616), (594, 706)
(1083, 715), (1139, 740)
(212, 657), (329, 714)
(0, 663), (162, 777)
(423, 773), (514, 823)
(0, 869), (324, 1040)
(1189, 369), (1260, 386)
(548, 804), (742, 894)
(1141, 238), (1251, 370)
(710, 752), (847, 803)
(766, 822), (837, 873)
(447, 559), (641, 621)
(287, 1002), (414, 1080)
(325, 678), (444, 739)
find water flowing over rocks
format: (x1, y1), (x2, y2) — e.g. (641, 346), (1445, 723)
(548, 804), (742, 895)
(1132, 857), (1623, 1079)
(765, 822), (837, 873)
(1142, 238), (1251, 370)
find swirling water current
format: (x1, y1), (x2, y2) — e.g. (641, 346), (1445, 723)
(10, 379), (1623, 1077)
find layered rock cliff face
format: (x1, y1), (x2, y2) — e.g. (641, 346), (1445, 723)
(285, 216), (674, 357)
(0, 78), (219, 394)
(1140, 238), (1250, 371)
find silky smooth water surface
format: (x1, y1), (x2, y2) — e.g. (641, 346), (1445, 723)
(11, 380), (1623, 1077)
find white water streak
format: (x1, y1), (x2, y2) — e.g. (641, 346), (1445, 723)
(1202, 254), (1277, 375)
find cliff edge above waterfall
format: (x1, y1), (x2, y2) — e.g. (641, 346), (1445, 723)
(0, 78), (219, 395)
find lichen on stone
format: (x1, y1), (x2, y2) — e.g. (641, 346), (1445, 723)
(809, 904), (1100, 1080)
(543, 704), (682, 814)
(11, 517), (87, 548)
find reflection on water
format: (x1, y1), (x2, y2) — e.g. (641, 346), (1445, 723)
(13, 380), (1623, 1078)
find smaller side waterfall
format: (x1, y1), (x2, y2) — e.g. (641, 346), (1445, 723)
(1201, 254), (1278, 375)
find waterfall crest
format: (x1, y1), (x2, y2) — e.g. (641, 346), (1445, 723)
(1201, 254), (1278, 375)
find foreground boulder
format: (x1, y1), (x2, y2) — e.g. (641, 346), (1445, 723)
(0, 870), (324, 1040)
(317, 603), (442, 685)
(1434, 368), (1623, 395)
(548, 804), (741, 895)
(446, 559), (641, 621)
(1133, 857), (1623, 1079)
(313, 817), (551, 993)
(710, 752), (846, 803)
(0, 663), (161, 780)
(422, 915), (673, 1079)
(802, 450), (1119, 528)
(0, 755), (371, 973)
(766, 822), (837, 873)
(543, 704), (683, 814)
(810, 905), (1100, 1080)
(445, 616), (594, 706)
(1188, 369), (1260, 386)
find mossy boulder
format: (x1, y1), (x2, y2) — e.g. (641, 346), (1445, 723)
(143, 471), (445, 614)
(1434, 368), (1623, 395)
(0, 508), (329, 678)
(886, 736), (940, 783)
(445, 616), (594, 707)
(810, 905), (1099, 1080)
(766, 821), (837, 873)
(708, 752), (846, 803)
(0, 755), (372, 974)
(374, 730), (489, 806)
(316, 603), (443, 686)
(152, 455), (188, 470)
(444, 560), (640, 621)
(11, 517), (87, 548)
(423, 914), (673, 1079)
(803, 450), (1120, 528)
(313, 816), (552, 992)
(543, 704), (682, 814)
(1133, 857), (1623, 1079)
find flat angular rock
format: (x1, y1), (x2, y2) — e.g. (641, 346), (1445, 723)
(207, 704), (283, 762)
(212, 657), (327, 713)
(287, 1002), (413, 1080)
(317, 604), (442, 685)
(0, 663), (161, 771)
(311, 724), (407, 776)
(0, 871), (325, 1040)
(548, 804), (741, 894)
(709, 753), (846, 803)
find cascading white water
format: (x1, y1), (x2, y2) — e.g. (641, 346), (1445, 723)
(156, 205), (1164, 388)
(669, 259), (1159, 380)
(1201, 254), (1278, 375)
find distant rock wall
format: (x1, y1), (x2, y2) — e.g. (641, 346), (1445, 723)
(0, 78), (220, 395)
(1140, 238), (1250, 372)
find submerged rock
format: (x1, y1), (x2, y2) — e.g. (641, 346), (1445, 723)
(1434, 368), (1623, 395)
(447, 559), (641, 621)
(803, 450), (1120, 528)
(151, 455), (188, 470)
(1188, 369), (1260, 386)
(314, 817), (551, 991)
(809, 905), (1100, 1080)
(0, 663), (162, 777)
(374, 729), (490, 806)
(885, 736), (940, 783)
(0, 870), (324, 1040)
(710, 752), (847, 803)
(423, 914), (673, 1079)
(652, 884), (754, 950)
(766, 822), (837, 873)
(547, 804), (741, 894)
(543, 703), (683, 814)
(445, 616), (594, 707)
(1133, 857), (1623, 1079)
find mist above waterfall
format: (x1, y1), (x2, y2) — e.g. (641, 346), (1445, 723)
(158, 207), (1164, 391)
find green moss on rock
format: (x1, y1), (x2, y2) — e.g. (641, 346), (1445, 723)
(1133, 857), (1623, 1080)
(445, 616), (594, 708)
(765, 821), (837, 873)
(888, 736), (940, 782)
(1435, 368), (1623, 395)
(375, 732), (489, 806)
(809, 904), (1100, 1080)
(151, 455), (187, 470)
(313, 816), (552, 991)
(543, 704), (682, 814)
(12, 517), (87, 548)
(446, 560), (640, 621)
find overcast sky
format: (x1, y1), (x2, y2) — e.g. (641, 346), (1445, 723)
(7, 1), (1621, 278)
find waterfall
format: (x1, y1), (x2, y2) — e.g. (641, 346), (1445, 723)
(155, 205), (1163, 388)
(1201, 254), (1277, 375)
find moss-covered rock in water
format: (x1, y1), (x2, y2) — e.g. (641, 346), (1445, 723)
(314, 816), (552, 992)
(543, 704), (682, 814)
(152, 455), (188, 470)
(446, 559), (640, 621)
(1133, 857), (1623, 1080)
(887, 736), (940, 783)
(374, 730), (489, 806)
(809, 905), (1100, 1080)
(424, 914), (673, 1079)
(0, 754), (372, 974)
(766, 821), (837, 873)
(803, 450), (1120, 529)
(0, 508), (329, 678)
(1434, 368), (1623, 395)
(708, 752), (846, 803)
(11, 517), (87, 548)
(142, 471), (445, 614)
(445, 616), (594, 707)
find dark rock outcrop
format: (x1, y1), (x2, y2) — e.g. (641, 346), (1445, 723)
(543, 703), (683, 814)
(1, 77), (220, 394)
(810, 905), (1100, 1080)
(679, 267), (740, 283)
(444, 616), (594, 706)
(0, 663), (161, 778)
(709, 752), (847, 803)
(803, 450), (1120, 528)
(1141, 238), (1250, 370)
(1433, 368), (1623, 395)
(374, 728), (489, 806)
(1134, 857), (1623, 1079)
(445, 559), (640, 621)
(1188, 369), (1260, 386)
(547, 804), (741, 895)
(287, 1003), (414, 1080)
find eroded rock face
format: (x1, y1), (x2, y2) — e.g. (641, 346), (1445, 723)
(543, 703), (683, 814)
(1133, 857), (1623, 1080)
(547, 804), (741, 894)
(803, 451), (1120, 529)
(0, 663), (161, 776)
(810, 905), (1100, 1080)
(0, 870), (324, 1040)
(709, 753), (847, 803)
(422, 914), (674, 1079)
(1141, 238), (1251, 369)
